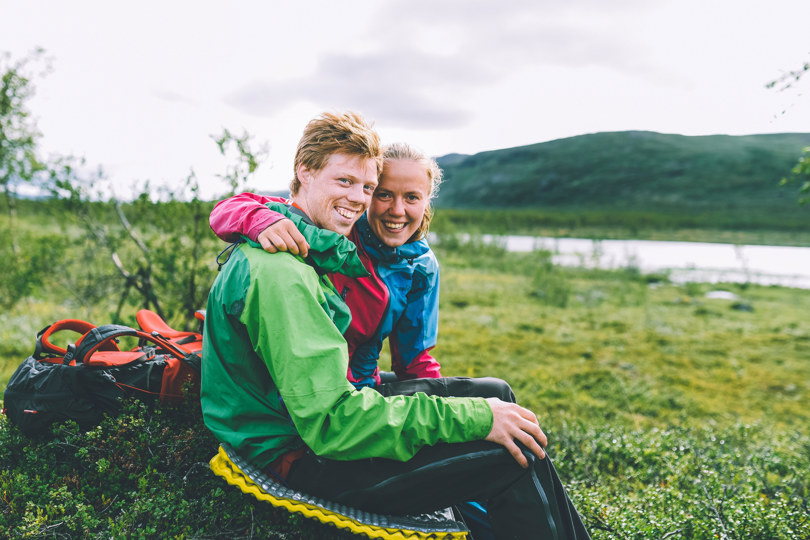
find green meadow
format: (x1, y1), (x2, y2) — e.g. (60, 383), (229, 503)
(1, 203), (809, 538)
(436, 248), (809, 428)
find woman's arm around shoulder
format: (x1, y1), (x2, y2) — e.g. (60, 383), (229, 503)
(209, 192), (288, 242)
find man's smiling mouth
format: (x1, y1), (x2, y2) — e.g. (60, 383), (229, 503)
(336, 207), (358, 220)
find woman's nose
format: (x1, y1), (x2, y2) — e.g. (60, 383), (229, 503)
(390, 197), (405, 215)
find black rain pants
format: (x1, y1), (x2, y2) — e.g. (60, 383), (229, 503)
(286, 377), (590, 540)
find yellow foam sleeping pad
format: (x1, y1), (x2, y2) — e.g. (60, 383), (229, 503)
(209, 444), (470, 540)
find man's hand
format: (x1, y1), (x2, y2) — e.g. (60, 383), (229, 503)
(257, 219), (309, 257)
(485, 398), (547, 468)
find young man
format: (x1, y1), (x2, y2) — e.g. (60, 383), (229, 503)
(201, 111), (590, 539)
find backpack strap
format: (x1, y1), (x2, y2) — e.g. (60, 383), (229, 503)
(142, 332), (202, 374)
(68, 325), (139, 365)
(136, 309), (192, 340)
(136, 309), (203, 354)
(34, 319), (119, 360)
(70, 324), (201, 374)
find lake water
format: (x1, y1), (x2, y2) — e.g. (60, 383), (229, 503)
(479, 235), (810, 289)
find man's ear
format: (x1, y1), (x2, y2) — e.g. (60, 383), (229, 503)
(297, 163), (312, 187)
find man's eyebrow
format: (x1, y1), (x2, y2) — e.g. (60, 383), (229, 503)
(335, 170), (366, 180)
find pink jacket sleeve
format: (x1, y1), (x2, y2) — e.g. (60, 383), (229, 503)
(399, 349), (442, 380)
(209, 192), (290, 242)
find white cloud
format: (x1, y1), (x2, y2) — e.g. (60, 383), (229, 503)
(225, 50), (485, 128)
(1, 0), (809, 197)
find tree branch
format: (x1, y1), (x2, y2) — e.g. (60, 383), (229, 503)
(115, 200), (150, 256)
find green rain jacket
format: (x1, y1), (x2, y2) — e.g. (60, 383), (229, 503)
(201, 205), (493, 470)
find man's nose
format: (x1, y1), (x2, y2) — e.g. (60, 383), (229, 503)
(346, 183), (367, 203)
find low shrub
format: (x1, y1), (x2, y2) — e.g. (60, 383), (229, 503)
(0, 399), (358, 539)
(2, 402), (808, 538)
(553, 422), (810, 539)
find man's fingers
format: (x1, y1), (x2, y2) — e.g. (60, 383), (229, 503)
(504, 439), (529, 468)
(522, 417), (547, 448)
(258, 231), (304, 256)
(510, 405), (547, 447)
(515, 427), (546, 461)
(273, 232), (309, 256)
(485, 398), (550, 466)
(518, 406), (540, 426)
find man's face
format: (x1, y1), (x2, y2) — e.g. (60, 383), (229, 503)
(296, 153), (379, 235)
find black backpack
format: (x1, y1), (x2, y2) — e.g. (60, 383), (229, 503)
(2, 311), (202, 435)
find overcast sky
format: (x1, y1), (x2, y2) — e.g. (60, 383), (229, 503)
(2, 0), (809, 199)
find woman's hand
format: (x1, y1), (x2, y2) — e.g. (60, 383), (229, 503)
(256, 218), (309, 258)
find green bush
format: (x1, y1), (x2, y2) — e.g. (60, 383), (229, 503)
(2, 402), (808, 538)
(553, 422), (810, 539)
(0, 230), (65, 311)
(0, 400), (359, 539)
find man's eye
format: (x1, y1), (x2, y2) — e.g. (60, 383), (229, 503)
(375, 192), (391, 199)
(338, 178), (350, 184)
(364, 184), (375, 192)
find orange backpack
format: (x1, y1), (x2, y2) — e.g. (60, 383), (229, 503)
(2, 310), (202, 435)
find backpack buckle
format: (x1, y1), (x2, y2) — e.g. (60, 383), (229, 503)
(63, 344), (77, 365)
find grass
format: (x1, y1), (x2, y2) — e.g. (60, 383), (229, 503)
(3, 234), (810, 434)
(2, 227), (810, 538)
(429, 243), (810, 433)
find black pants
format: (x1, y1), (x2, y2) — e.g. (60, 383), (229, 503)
(376, 375), (517, 402)
(286, 377), (590, 539)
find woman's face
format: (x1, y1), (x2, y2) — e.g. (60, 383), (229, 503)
(367, 159), (431, 247)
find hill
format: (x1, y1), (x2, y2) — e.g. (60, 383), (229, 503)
(434, 131), (810, 213)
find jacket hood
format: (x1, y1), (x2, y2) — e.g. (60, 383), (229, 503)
(249, 202), (369, 278)
(356, 214), (430, 264)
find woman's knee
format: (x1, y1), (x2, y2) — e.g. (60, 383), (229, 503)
(445, 376), (516, 402)
(476, 377), (516, 402)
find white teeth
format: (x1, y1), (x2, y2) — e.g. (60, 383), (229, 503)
(336, 208), (357, 219)
(384, 222), (405, 230)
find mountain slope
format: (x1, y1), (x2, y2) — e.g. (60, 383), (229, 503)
(434, 131), (810, 211)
